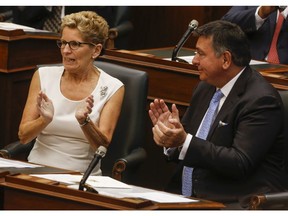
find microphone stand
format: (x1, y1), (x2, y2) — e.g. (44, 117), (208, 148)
(79, 146), (107, 193)
(78, 153), (101, 192)
(171, 19), (198, 63)
(172, 56), (189, 64)
(172, 47), (189, 63)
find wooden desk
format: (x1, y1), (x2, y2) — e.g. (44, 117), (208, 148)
(0, 170), (225, 210)
(0, 28), (61, 149)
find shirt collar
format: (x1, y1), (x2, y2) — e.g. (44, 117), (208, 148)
(219, 67), (245, 98)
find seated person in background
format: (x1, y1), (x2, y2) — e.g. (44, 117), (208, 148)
(222, 6), (288, 64)
(0, 6), (61, 31)
(18, 11), (124, 176)
(12, 6), (51, 29)
(65, 6), (133, 49)
(0, 6), (51, 29)
(149, 20), (288, 209)
(0, 6), (13, 22)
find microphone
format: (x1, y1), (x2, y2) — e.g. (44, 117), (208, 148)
(79, 146), (107, 191)
(171, 19), (199, 63)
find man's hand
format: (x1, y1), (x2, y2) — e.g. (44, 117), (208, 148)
(150, 101), (187, 148)
(149, 99), (174, 127)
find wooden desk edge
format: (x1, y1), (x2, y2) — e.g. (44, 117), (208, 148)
(0, 172), (225, 210)
(0, 28), (60, 41)
(0, 173), (157, 210)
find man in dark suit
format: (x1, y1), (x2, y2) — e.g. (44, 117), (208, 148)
(0, 6), (50, 29)
(222, 6), (288, 64)
(149, 20), (288, 209)
(12, 6), (50, 29)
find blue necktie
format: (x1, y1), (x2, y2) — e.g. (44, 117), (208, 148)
(182, 89), (224, 196)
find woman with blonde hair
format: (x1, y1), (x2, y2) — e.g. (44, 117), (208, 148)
(18, 11), (124, 175)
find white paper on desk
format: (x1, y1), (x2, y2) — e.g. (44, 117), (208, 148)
(32, 174), (197, 203)
(121, 191), (198, 203)
(82, 184), (198, 203)
(0, 22), (35, 31)
(0, 22), (51, 34)
(249, 59), (269, 65)
(31, 174), (132, 189)
(0, 157), (42, 168)
(86, 176), (132, 188)
(163, 56), (194, 63)
(164, 56), (269, 66)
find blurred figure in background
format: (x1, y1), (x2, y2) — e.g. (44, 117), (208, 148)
(65, 6), (133, 49)
(0, 6), (133, 48)
(0, 6), (58, 30)
(12, 6), (51, 29)
(222, 6), (288, 64)
(0, 6), (13, 22)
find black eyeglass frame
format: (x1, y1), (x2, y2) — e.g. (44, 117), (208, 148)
(56, 40), (97, 50)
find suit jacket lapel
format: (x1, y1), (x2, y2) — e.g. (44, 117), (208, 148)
(207, 67), (252, 139)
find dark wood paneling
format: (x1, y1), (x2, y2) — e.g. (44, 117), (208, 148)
(129, 6), (231, 50)
(0, 30), (61, 148)
(0, 70), (34, 148)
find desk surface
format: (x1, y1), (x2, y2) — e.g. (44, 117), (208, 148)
(139, 46), (288, 74)
(0, 162), (225, 210)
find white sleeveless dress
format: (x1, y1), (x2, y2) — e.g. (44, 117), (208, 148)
(28, 65), (123, 175)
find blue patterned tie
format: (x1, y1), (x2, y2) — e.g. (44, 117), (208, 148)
(182, 89), (224, 196)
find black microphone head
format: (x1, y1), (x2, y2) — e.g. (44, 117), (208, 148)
(96, 146), (107, 158)
(188, 19), (199, 30)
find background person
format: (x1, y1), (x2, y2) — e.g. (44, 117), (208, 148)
(222, 6), (288, 64)
(65, 6), (133, 49)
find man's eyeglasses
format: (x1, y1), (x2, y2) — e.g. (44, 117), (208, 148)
(56, 40), (96, 50)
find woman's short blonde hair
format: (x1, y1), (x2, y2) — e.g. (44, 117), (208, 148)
(61, 11), (109, 45)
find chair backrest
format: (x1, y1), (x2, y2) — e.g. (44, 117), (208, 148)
(94, 61), (148, 176)
(278, 90), (288, 173)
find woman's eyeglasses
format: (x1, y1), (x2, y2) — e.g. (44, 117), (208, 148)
(56, 40), (96, 50)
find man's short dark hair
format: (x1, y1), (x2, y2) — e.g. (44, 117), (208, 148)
(193, 20), (251, 66)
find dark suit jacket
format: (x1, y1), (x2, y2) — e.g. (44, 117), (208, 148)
(167, 66), (288, 207)
(222, 6), (288, 64)
(12, 6), (50, 29)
